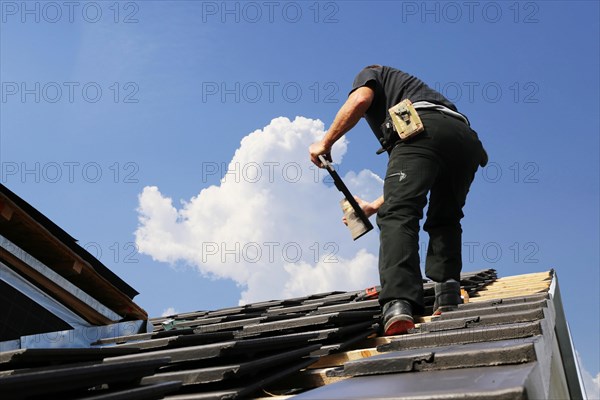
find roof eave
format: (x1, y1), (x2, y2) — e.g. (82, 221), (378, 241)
(548, 271), (587, 399)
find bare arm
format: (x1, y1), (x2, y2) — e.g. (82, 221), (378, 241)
(309, 86), (374, 167)
(357, 195), (384, 218)
(366, 195), (384, 216)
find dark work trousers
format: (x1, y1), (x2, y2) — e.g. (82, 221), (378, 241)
(376, 110), (486, 315)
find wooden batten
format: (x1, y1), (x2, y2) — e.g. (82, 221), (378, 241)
(267, 367), (347, 392)
(309, 347), (382, 369)
(469, 272), (551, 302)
(0, 201), (14, 220)
(72, 261), (84, 274)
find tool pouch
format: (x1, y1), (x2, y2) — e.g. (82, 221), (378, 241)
(388, 99), (424, 140)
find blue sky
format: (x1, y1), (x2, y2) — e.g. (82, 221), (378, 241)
(1, 0), (598, 393)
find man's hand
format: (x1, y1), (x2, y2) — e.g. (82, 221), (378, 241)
(342, 196), (380, 225)
(356, 196), (378, 218)
(309, 141), (332, 168)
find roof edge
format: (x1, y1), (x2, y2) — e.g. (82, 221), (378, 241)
(549, 270), (588, 399)
(0, 183), (138, 299)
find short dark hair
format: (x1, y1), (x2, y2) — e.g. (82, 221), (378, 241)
(364, 64), (382, 69)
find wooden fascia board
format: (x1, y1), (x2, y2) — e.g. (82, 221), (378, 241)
(0, 195), (147, 321)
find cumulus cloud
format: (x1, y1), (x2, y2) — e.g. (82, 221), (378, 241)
(577, 351), (600, 399)
(161, 307), (178, 317)
(135, 116), (383, 304)
(592, 373), (600, 399)
(594, 374), (600, 398)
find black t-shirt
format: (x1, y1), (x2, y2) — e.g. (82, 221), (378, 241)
(350, 66), (458, 141)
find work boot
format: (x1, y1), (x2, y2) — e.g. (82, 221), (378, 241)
(433, 279), (461, 316)
(382, 299), (414, 336)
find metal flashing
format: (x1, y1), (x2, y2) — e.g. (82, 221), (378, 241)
(548, 272), (586, 399)
(18, 319), (150, 349)
(0, 262), (90, 328)
(1, 234), (122, 322)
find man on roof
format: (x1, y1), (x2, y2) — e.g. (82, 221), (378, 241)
(309, 65), (488, 336)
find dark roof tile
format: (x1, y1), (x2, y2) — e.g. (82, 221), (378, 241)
(328, 337), (539, 377)
(141, 344), (319, 386)
(378, 321), (543, 352)
(0, 347), (139, 369)
(163, 358), (316, 400)
(0, 357), (170, 399)
(2, 268), (577, 399)
(83, 381), (183, 400)
(291, 363), (535, 400)
(237, 311), (377, 337)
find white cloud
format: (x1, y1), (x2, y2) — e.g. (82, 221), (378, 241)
(161, 307), (178, 317)
(576, 351), (600, 399)
(592, 373), (600, 399)
(135, 116), (382, 304)
(593, 374), (600, 398)
(585, 372), (600, 399)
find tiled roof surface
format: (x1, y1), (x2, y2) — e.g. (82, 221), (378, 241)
(1, 268), (580, 400)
